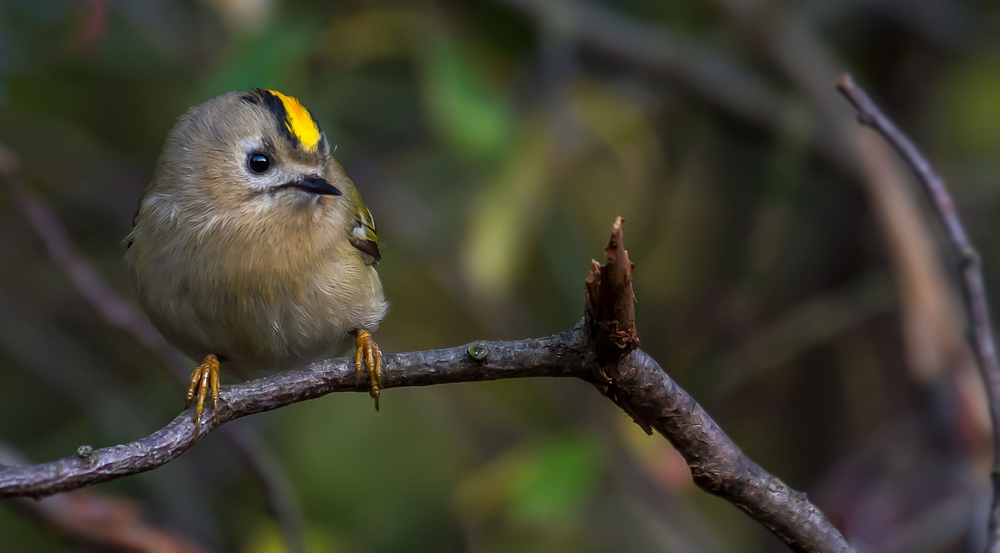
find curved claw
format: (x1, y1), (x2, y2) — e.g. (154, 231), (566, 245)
(185, 354), (221, 444)
(354, 330), (383, 411)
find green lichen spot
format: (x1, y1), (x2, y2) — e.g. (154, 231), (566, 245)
(467, 343), (488, 362)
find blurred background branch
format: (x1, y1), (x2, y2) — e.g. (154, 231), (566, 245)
(0, 441), (208, 553)
(0, 143), (305, 553)
(837, 73), (1000, 553)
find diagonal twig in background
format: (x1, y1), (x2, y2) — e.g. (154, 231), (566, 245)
(837, 73), (1000, 553)
(711, 0), (976, 393)
(493, 0), (855, 173)
(0, 143), (305, 553)
(0, 441), (209, 553)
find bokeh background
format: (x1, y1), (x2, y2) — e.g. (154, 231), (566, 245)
(1, 0), (1000, 551)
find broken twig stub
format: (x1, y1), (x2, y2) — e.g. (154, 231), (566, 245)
(585, 216), (639, 363)
(584, 217), (651, 434)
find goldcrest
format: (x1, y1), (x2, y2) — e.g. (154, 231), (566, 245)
(125, 89), (389, 437)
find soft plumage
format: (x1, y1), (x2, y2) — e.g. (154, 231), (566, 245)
(126, 89), (388, 435)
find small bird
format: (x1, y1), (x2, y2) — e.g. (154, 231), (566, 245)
(125, 89), (389, 438)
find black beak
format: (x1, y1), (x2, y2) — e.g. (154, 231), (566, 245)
(279, 176), (342, 196)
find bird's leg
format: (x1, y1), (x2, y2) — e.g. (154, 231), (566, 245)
(185, 354), (221, 443)
(354, 330), (383, 411)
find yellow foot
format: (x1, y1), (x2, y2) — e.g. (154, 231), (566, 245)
(355, 330), (383, 411)
(185, 354), (220, 443)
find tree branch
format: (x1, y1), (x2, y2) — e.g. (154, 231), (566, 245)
(0, 331), (583, 499)
(0, 442), (209, 553)
(837, 73), (1000, 553)
(0, 219), (854, 553)
(0, 142), (306, 553)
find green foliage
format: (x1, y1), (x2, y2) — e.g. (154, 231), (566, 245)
(506, 434), (600, 522)
(417, 29), (512, 161)
(938, 56), (1000, 159)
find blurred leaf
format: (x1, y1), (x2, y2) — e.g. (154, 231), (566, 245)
(571, 81), (662, 191)
(242, 519), (338, 553)
(461, 121), (551, 297)
(324, 9), (415, 66)
(452, 433), (600, 526)
(206, 0), (276, 35)
(937, 56), (1000, 158)
(278, 392), (467, 552)
(416, 26), (512, 161)
(507, 434), (600, 523)
(324, 9), (512, 161)
(197, 20), (316, 100)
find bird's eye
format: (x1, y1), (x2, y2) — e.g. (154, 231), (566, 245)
(247, 152), (271, 174)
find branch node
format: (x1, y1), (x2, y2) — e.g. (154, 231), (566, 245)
(584, 218), (651, 435)
(960, 246), (981, 268)
(467, 343), (488, 363)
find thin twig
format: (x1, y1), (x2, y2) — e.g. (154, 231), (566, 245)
(0, 151), (182, 376)
(0, 442), (209, 553)
(711, 0), (975, 387)
(711, 6), (983, 544)
(837, 73), (1000, 553)
(0, 144), (306, 553)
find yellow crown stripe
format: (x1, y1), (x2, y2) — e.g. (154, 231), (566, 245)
(267, 89), (322, 151)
